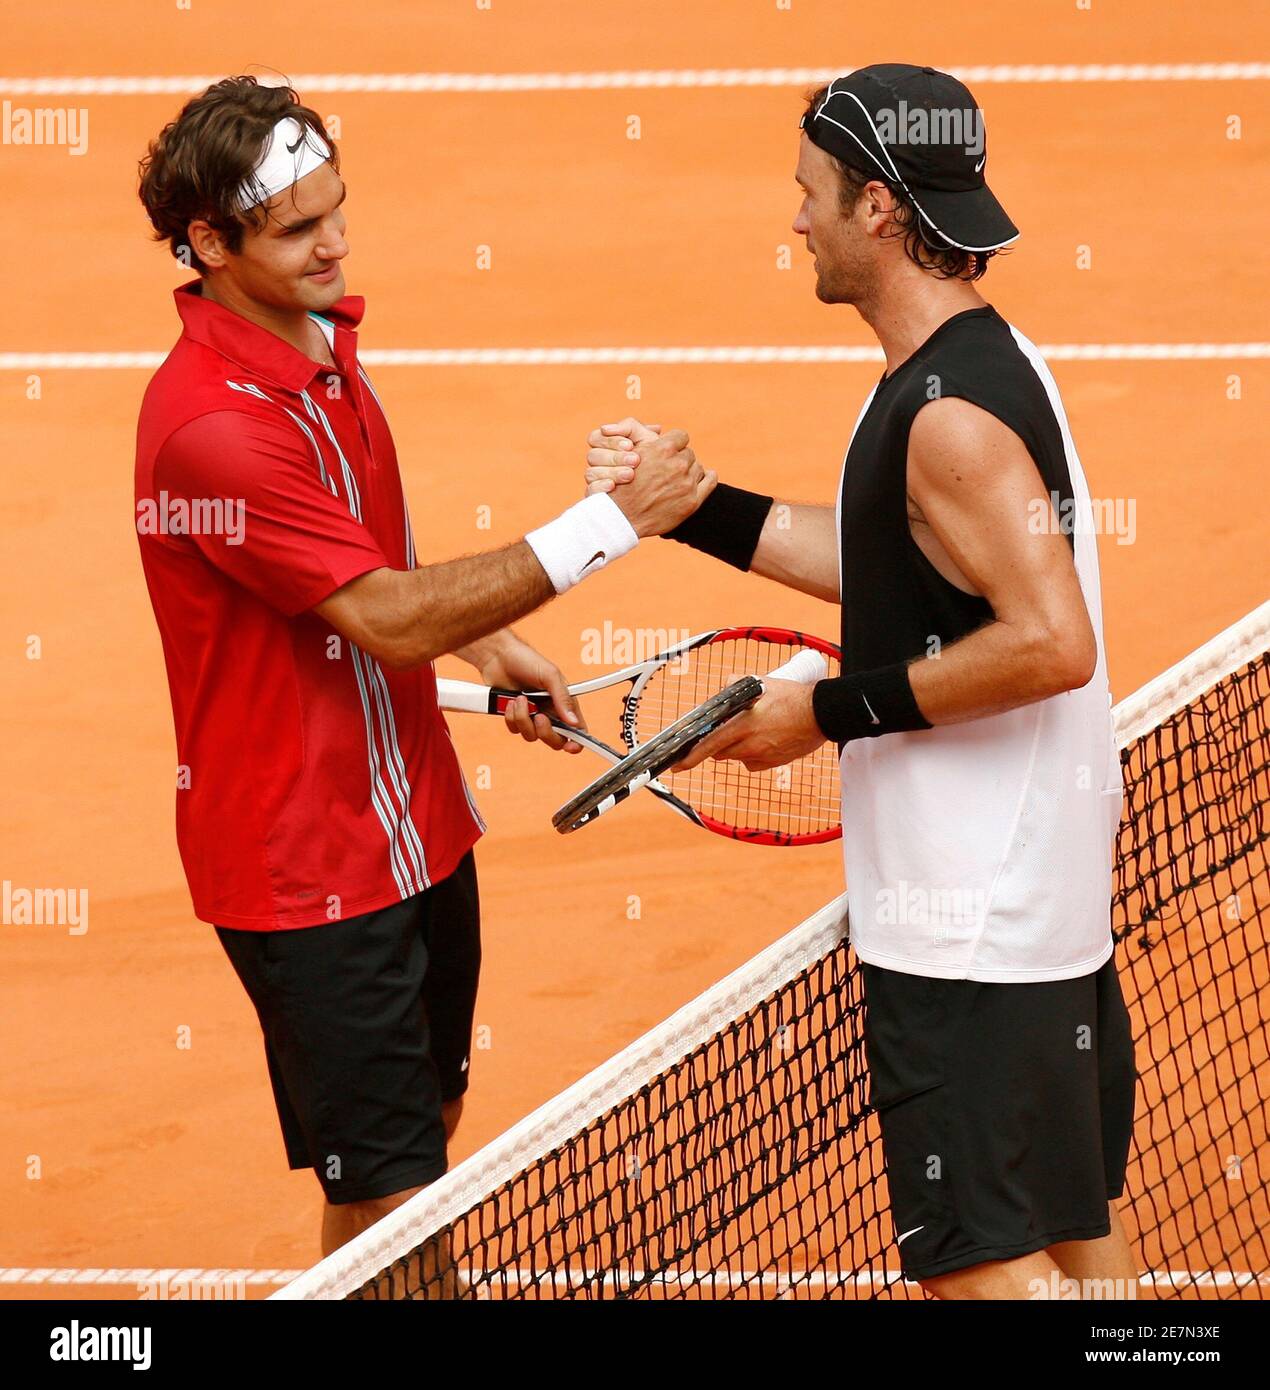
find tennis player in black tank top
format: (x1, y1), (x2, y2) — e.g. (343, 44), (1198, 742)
(585, 65), (1139, 1300)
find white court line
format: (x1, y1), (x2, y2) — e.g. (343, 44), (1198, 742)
(0, 1267), (300, 1286)
(1, 343), (1267, 372)
(0, 64), (1267, 97)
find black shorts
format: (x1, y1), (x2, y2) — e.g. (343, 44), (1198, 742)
(860, 952), (1138, 1282)
(216, 850), (481, 1205)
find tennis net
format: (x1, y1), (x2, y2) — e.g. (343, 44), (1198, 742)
(275, 601), (1270, 1300)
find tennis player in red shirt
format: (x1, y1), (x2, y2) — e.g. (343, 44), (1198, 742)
(134, 76), (712, 1269)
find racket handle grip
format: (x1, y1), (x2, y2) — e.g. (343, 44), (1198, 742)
(765, 649), (829, 686)
(436, 678), (495, 713)
(436, 679), (555, 718)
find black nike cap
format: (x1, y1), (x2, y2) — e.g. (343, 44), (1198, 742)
(800, 64), (1018, 253)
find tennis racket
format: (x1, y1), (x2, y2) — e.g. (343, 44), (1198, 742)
(552, 646), (828, 836)
(437, 626), (842, 845)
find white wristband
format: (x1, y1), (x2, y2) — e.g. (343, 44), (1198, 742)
(525, 492), (640, 594)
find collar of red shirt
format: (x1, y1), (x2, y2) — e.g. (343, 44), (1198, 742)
(173, 278), (366, 391)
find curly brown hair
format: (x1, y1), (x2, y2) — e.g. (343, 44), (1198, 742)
(138, 76), (336, 274)
(803, 85), (998, 282)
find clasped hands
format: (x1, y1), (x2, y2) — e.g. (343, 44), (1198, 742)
(583, 418), (826, 774)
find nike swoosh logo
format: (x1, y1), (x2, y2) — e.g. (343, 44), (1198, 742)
(579, 550), (606, 576)
(861, 694), (881, 725)
(974, 155), (986, 173)
(896, 1225), (924, 1246)
(460, 1056), (470, 1072)
(287, 133), (304, 154)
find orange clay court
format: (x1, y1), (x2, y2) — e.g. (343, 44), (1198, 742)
(0, 1), (1267, 1301)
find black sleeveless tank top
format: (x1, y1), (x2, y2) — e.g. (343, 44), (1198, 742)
(838, 305), (1075, 675)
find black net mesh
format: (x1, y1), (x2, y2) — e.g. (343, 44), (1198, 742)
(335, 637), (1269, 1300)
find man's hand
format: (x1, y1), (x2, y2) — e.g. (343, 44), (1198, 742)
(464, 629), (586, 753)
(584, 418), (660, 495)
(672, 678), (827, 773)
(585, 417), (716, 534)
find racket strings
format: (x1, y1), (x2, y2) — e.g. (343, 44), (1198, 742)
(632, 638), (842, 838)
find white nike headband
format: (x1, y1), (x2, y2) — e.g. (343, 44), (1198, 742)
(235, 115), (332, 214)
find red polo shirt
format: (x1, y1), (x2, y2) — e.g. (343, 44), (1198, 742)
(135, 282), (484, 930)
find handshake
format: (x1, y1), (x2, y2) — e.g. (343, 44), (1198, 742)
(583, 417), (716, 538)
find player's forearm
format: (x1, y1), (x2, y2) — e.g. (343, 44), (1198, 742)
(749, 503), (840, 601)
(322, 493), (643, 669)
(907, 614), (1097, 724)
(811, 613), (1096, 745)
(375, 545), (555, 669)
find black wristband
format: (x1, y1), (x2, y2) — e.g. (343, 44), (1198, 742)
(663, 482), (774, 572)
(811, 663), (933, 746)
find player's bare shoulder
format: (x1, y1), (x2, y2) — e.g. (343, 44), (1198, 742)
(907, 395), (1033, 496)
